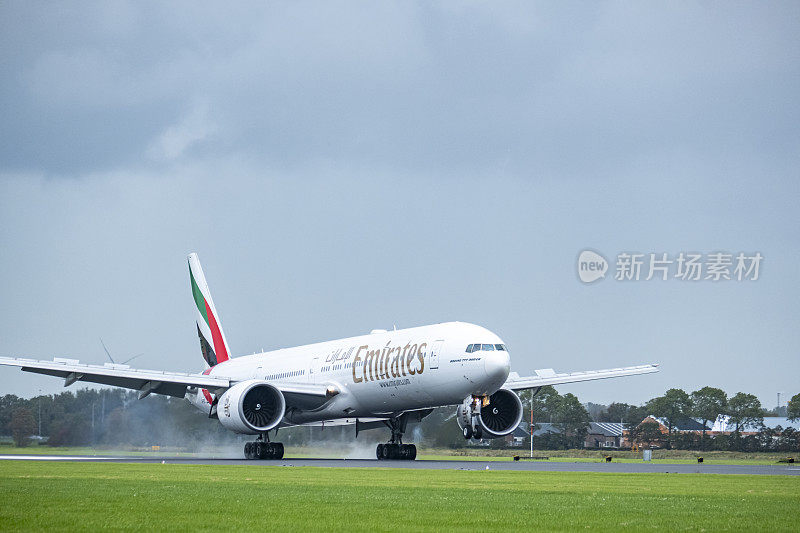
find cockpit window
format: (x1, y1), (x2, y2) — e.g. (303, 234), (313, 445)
(469, 344), (508, 352)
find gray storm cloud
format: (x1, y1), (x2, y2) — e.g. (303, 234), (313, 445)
(0, 2), (798, 407)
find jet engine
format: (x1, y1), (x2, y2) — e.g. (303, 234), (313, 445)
(457, 389), (523, 439)
(217, 380), (286, 434)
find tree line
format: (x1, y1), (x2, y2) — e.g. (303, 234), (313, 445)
(2, 387), (799, 451)
(524, 386), (799, 452)
(623, 387), (800, 451)
(1, 389), (237, 449)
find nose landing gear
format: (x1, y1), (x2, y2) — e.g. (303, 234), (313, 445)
(244, 433), (284, 460)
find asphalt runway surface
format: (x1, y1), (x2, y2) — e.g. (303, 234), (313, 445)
(1, 455), (798, 475)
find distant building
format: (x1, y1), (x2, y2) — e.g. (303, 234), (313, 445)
(510, 421), (625, 448)
(584, 422), (624, 449)
(710, 416), (800, 435)
(626, 415), (711, 448)
(643, 415), (711, 433)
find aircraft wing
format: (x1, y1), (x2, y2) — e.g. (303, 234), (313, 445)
(503, 363), (659, 391)
(0, 355), (337, 412)
(0, 356), (233, 398)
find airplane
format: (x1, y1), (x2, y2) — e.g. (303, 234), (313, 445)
(0, 253), (659, 460)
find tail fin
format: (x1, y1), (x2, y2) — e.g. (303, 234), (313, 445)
(188, 253), (231, 367)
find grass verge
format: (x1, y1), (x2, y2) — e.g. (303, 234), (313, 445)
(0, 444), (795, 465)
(0, 461), (797, 531)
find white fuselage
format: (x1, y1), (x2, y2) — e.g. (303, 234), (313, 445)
(189, 322), (511, 424)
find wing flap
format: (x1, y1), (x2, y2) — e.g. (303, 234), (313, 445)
(503, 363), (659, 391)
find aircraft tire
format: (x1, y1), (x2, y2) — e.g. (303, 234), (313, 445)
(384, 443), (397, 460)
(273, 442), (284, 459)
(400, 444), (416, 460)
(473, 427), (483, 439)
(463, 426), (473, 439)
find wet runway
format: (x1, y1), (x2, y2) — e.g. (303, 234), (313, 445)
(1, 455), (798, 475)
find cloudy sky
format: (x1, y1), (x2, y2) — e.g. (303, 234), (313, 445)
(1, 2), (798, 407)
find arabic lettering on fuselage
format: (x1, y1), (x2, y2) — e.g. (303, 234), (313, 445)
(324, 341), (429, 384)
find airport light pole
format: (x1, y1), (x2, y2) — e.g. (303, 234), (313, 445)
(37, 388), (42, 436)
(530, 395), (534, 458)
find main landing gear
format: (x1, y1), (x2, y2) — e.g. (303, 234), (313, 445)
(376, 442), (416, 460)
(244, 433), (284, 460)
(376, 416), (417, 460)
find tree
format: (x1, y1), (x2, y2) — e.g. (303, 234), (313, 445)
(604, 402), (632, 423)
(727, 392), (763, 445)
(630, 420), (663, 448)
(585, 402), (607, 422)
(691, 387), (727, 449)
(552, 393), (590, 448)
(646, 389), (691, 448)
(519, 386), (560, 424)
(10, 407), (36, 447)
(599, 402), (648, 428)
(788, 393), (800, 422)
(0, 395), (28, 436)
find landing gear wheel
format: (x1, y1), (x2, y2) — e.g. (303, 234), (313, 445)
(382, 443), (396, 460)
(463, 426), (473, 439)
(273, 442), (284, 459)
(399, 444), (416, 460)
(473, 427), (483, 439)
(376, 443), (385, 460)
(244, 442), (254, 459)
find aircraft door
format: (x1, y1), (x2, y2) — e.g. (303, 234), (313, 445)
(308, 357), (319, 382)
(429, 340), (443, 370)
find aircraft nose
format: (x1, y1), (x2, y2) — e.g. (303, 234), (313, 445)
(484, 349), (510, 383)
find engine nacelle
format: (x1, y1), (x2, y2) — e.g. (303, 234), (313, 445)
(217, 380), (286, 434)
(457, 389), (523, 439)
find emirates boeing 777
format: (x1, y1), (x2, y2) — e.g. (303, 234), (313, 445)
(0, 253), (658, 460)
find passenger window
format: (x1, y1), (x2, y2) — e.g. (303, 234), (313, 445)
(482, 344), (495, 351)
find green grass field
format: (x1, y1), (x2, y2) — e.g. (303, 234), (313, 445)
(0, 462), (797, 531)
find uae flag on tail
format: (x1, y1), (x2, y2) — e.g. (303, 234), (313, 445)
(188, 253), (230, 367)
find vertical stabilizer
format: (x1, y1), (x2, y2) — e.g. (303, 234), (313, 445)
(188, 253), (231, 367)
